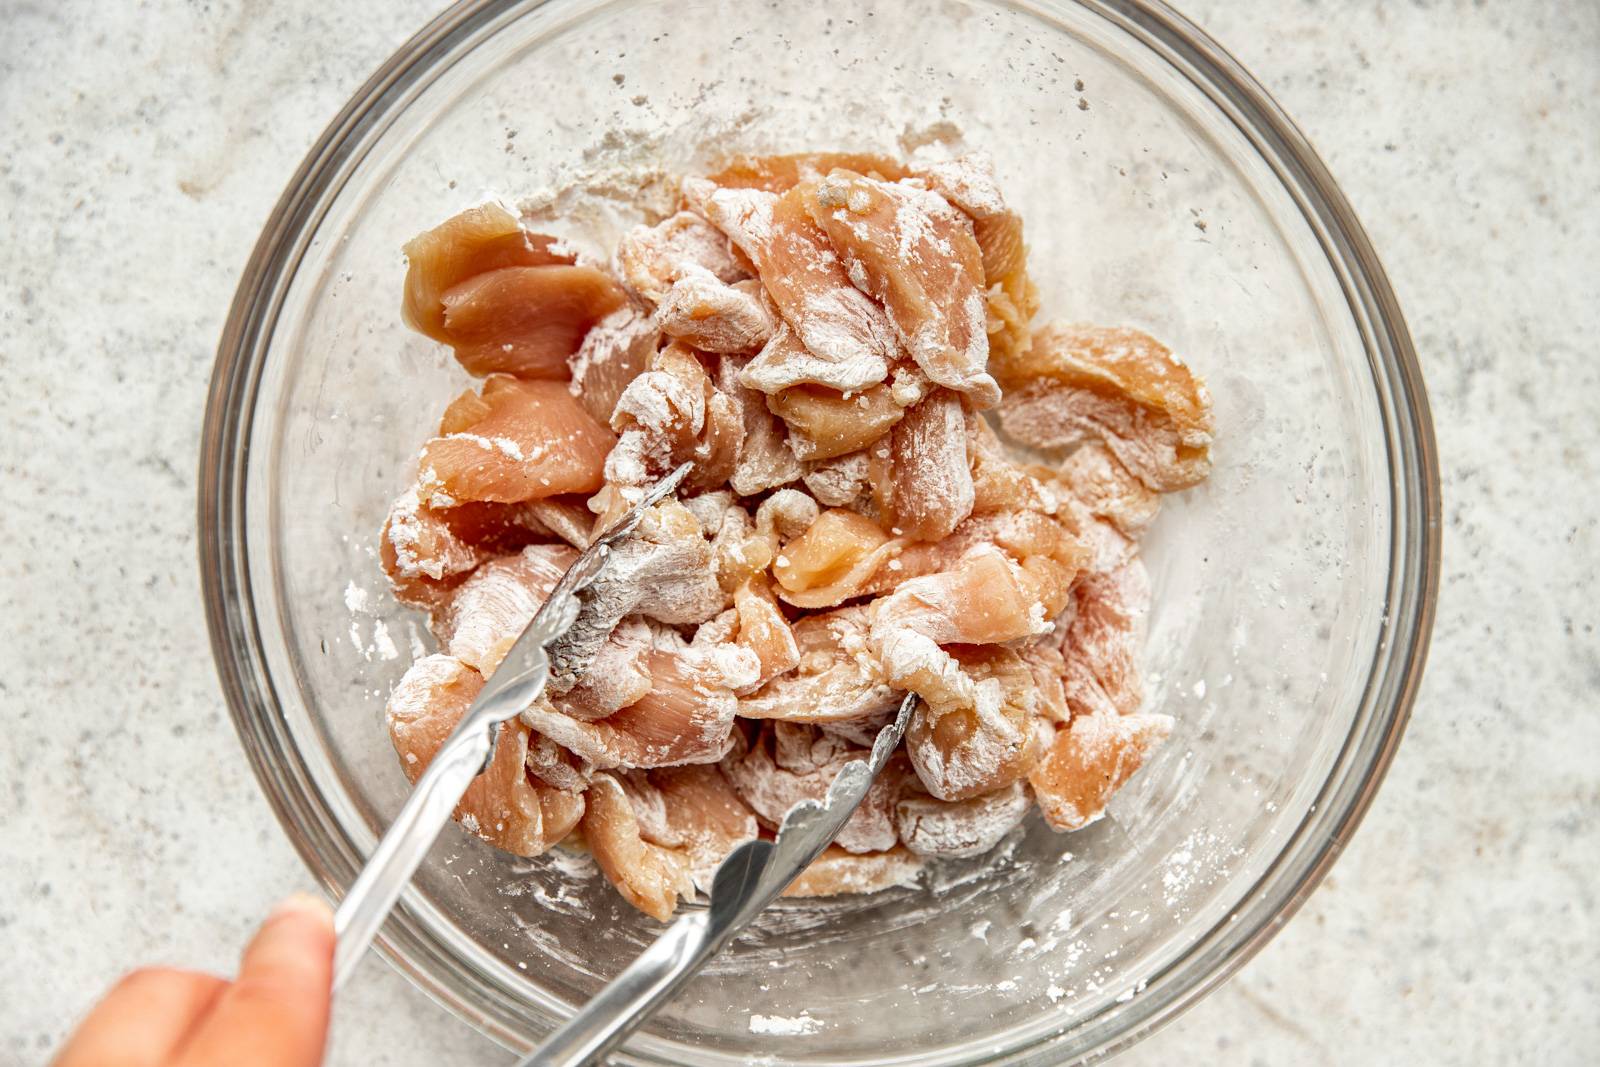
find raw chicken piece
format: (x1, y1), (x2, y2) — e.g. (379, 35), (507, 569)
(438, 387), (493, 434)
(801, 450), (871, 508)
(431, 543), (578, 676)
(730, 578), (801, 687)
(688, 182), (897, 393)
(401, 203), (575, 340)
(966, 413), (1056, 516)
(904, 646), (1044, 801)
(997, 322), (1214, 492)
(706, 152), (907, 192)
(418, 376), (614, 504)
(738, 320), (894, 397)
(888, 388), (974, 541)
(724, 724), (900, 853)
(772, 508), (905, 610)
(739, 604), (902, 724)
(520, 496), (595, 549)
(698, 495), (776, 593)
(1052, 442), (1161, 537)
(1060, 559), (1151, 719)
(648, 764), (761, 892)
(582, 772), (694, 921)
(908, 154), (1040, 371)
(894, 778), (1032, 858)
(439, 264), (628, 378)
(603, 347), (705, 486)
(615, 769), (677, 845)
(1021, 639), (1071, 725)
(755, 487), (822, 541)
(379, 483), (598, 606)
(1026, 460), (1141, 574)
(522, 639), (750, 769)
(655, 271), (775, 354)
(386, 655), (583, 856)
(766, 383), (904, 461)
(858, 508), (1086, 599)
(783, 845), (922, 897)
(716, 355), (802, 496)
(805, 170), (999, 407)
(544, 499), (725, 692)
(525, 733), (590, 792)
(379, 486), (489, 608)
(605, 343), (741, 491)
(615, 210), (748, 304)
(868, 544), (1051, 716)
(568, 306), (660, 425)
(1028, 712), (1173, 831)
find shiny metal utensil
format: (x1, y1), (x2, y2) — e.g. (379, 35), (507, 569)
(332, 464), (693, 990)
(516, 692), (916, 1067)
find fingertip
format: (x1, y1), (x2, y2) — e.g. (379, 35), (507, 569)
(268, 892), (335, 932)
(174, 897), (335, 1067)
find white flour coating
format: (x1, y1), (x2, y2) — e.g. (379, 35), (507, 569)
(755, 488), (819, 541)
(383, 653), (471, 731)
(343, 580), (372, 614)
(692, 180), (899, 388)
(567, 305), (658, 425)
(895, 780), (1031, 858)
(655, 268), (775, 353)
(801, 450), (870, 507)
(788, 286), (900, 379)
(604, 366), (704, 486)
(615, 210), (748, 304)
(383, 484), (481, 581)
(739, 319), (889, 394)
(370, 619), (399, 661)
(749, 1012), (820, 1036)
(443, 431), (532, 463)
(889, 364), (934, 407)
(717, 355), (803, 496)
(891, 388), (974, 541)
(907, 152), (1010, 219)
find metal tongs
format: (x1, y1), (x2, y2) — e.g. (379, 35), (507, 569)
(333, 464), (695, 988)
(334, 458), (914, 1065)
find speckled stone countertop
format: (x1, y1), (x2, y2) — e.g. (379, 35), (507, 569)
(2, 2), (1596, 1063)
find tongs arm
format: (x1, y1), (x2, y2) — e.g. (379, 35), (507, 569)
(331, 465), (692, 990)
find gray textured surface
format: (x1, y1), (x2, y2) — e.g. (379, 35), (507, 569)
(2, 2), (1596, 1065)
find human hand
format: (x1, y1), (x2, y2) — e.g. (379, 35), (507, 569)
(53, 893), (334, 1067)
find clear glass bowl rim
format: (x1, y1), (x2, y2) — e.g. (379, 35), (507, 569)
(198, 1), (1442, 1062)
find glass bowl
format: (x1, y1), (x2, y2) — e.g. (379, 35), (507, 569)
(199, 0), (1439, 1062)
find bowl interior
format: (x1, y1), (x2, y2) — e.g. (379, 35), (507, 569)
(230, 0), (1417, 1062)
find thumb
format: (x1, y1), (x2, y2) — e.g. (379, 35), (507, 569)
(174, 894), (335, 1067)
